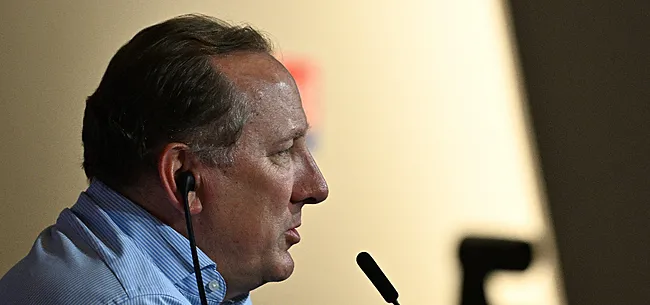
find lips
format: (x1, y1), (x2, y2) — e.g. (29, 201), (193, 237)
(286, 224), (301, 244)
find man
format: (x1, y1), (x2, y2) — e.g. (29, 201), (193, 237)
(0, 14), (328, 304)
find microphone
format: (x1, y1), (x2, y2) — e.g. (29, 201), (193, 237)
(356, 252), (401, 305)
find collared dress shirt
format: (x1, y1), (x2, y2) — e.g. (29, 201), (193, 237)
(0, 180), (252, 305)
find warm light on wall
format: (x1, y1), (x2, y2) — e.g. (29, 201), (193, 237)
(0, 1), (564, 304)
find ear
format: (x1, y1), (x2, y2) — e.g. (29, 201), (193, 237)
(158, 143), (203, 215)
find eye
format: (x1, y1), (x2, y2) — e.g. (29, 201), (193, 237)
(270, 144), (293, 166)
(276, 146), (292, 156)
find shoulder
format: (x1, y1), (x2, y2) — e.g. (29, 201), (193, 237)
(0, 222), (185, 304)
(0, 225), (121, 304)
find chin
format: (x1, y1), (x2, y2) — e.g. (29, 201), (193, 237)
(264, 250), (295, 282)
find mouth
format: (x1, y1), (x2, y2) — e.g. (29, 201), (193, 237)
(285, 223), (301, 244)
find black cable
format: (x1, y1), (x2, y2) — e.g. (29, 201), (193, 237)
(182, 187), (208, 305)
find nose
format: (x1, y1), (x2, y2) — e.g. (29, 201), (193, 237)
(291, 151), (329, 205)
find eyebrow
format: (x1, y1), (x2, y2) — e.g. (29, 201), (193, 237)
(274, 123), (311, 145)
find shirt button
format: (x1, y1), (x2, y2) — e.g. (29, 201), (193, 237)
(207, 280), (220, 292)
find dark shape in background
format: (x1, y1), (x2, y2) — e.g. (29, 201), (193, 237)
(508, 1), (650, 304)
(458, 237), (533, 305)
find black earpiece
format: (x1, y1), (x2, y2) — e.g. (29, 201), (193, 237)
(176, 171), (196, 196)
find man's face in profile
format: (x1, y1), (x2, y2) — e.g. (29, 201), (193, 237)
(192, 52), (329, 294)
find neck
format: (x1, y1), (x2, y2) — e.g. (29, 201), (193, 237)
(223, 292), (249, 304)
(121, 179), (254, 303)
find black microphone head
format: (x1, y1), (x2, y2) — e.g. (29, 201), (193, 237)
(356, 252), (399, 303)
(176, 171), (196, 195)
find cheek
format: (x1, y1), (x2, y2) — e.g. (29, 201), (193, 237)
(203, 158), (296, 245)
(257, 177), (295, 229)
(257, 162), (295, 207)
(232, 166), (295, 238)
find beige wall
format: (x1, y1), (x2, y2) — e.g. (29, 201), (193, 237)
(0, 1), (564, 304)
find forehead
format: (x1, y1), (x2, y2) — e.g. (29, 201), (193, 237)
(211, 52), (307, 138)
(212, 52), (287, 89)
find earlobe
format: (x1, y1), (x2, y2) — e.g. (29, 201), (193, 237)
(187, 191), (203, 214)
(158, 143), (203, 215)
(176, 171), (203, 215)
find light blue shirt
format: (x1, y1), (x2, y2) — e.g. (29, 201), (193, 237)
(0, 180), (252, 305)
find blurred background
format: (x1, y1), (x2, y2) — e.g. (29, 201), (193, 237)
(1, 1), (646, 305)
